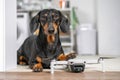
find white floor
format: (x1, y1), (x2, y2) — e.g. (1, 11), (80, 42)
(7, 55), (120, 72)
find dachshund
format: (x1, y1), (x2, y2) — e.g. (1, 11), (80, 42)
(17, 9), (76, 72)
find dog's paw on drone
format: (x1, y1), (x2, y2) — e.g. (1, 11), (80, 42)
(33, 63), (43, 72)
(66, 52), (76, 60)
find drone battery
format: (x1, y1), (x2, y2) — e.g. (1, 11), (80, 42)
(67, 63), (85, 73)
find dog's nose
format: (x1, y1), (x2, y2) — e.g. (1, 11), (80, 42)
(48, 28), (54, 34)
(48, 23), (54, 34)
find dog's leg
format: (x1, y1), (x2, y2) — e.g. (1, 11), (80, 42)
(18, 56), (28, 65)
(17, 49), (28, 65)
(30, 56), (43, 72)
(57, 53), (76, 61)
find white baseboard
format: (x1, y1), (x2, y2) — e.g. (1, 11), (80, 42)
(0, 65), (17, 72)
(5, 65), (17, 71)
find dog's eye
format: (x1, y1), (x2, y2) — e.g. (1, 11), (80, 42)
(53, 14), (59, 20)
(40, 16), (47, 25)
(40, 16), (46, 20)
(54, 14), (58, 17)
(54, 20), (60, 25)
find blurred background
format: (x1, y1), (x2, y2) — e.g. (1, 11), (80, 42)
(17, 0), (120, 56)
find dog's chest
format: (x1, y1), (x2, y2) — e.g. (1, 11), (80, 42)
(46, 44), (56, 56)
(37, 44), (56, 58)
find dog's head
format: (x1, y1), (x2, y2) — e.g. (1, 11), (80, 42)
(30, 9), (70, 35)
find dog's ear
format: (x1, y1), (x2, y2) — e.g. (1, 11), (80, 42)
(59, 12), (70, 33)
(30, 12), (41, 35)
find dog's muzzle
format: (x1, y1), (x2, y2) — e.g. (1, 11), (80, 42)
(48, 23), (55, 34)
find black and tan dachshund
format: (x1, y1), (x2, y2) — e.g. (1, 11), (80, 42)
(17, 9), (76, 72)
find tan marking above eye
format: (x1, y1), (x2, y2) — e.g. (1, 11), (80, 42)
(44, 14), (48, 16)
(52, 13), (55, 15)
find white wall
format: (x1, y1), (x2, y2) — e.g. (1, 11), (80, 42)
(97, 0), (120, 56)
(0, 0), (4, 71)
(0, 0), (16, 72)
(71, 0), (96, 26)
(5, 0), (17, 70)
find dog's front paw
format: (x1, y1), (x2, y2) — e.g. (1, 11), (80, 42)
(19, 61), (27, 65)
(66, 53), (76, 60)
(33, 63), (43, 72)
